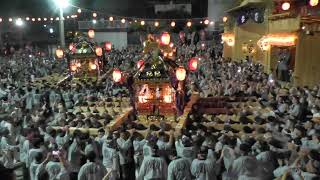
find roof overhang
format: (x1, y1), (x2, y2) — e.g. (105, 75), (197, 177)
(226, 0), (265, 13)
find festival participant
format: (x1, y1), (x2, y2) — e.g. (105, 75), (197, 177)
(116, 130), (134, 180)
(138, 145), (168, 180)
(78, 151), (107, 180)
(191, 146), (219, 180)
(167, 149), (191, 180)
(36, 151), (69, 180)
(102, 135), (120, 180)
(67, 134), (83, 180)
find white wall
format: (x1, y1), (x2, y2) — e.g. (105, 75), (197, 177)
(93, 32), (128, 50)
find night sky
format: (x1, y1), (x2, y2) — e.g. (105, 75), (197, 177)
(0, 0), (149, 17)
(0, 0), (211, 18)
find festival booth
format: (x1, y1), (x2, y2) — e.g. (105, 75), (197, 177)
(222, 0), (269, 69)
(224, 0), (320, 86)
(258, 0), (320, 86)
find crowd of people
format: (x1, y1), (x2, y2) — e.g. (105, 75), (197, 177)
(0, 37), (320, 180)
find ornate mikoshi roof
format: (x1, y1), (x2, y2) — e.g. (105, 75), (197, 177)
(226, 0), (266, 13)
(135, 58), (171, 83)
(69, 36), (97, 59)
(135, 33), (178, 84)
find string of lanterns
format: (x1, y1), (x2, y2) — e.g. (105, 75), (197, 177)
(0, 3), (228, 27)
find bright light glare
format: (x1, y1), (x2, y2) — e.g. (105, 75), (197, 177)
(15, 18), (24, 26)
(49, 28), (54, 33)
(54, 0), (69, 9)
(92, 19), (97, 24)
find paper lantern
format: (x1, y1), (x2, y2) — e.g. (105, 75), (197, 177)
(90, 63), (97, 70)
(161, 32), (170, 45)
(88, 29), (95, 38)
(309, 0), (319, 7)
(55, 48), (64, 59)
(188, 57), (198, 71)
(70, 64), (77, 71)
(112, 69), (122, 82)
(95, 46), (103, 56)
(176, 66), (186, 81)
(154, 21), (159, 27)
(68, 43), (75, 51)
(223, 16), (228, 22)
(105, 42), (112, 51)
(170, 21), (176, 27)
(204, 19), (209, 25)
(187, 21), (192, 27)
(137, 60), (145, 70)
(282, 2), (291, 11)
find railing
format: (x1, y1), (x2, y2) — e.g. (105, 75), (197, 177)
(78, 20), (129, 30)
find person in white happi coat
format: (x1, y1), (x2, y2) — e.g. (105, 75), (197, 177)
(36, 151), (69, 180)
(67, 136), (83, 178)
(117, 130), (134, 180)
(191, 146), (220, 180)
(102, 136), (120, 180)
(133, 132), (147, 176)
(167, 149), (192, 180)
(24, 87), (34, 111)
(175, 136), (196, 164)
(78, 151), (107, 180)
(29, 152), (43, 180)
(138, 145), (168, 180)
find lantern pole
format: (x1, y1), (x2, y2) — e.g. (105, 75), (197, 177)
(53, 0), (69, 48)
(59, 7), (66, 48)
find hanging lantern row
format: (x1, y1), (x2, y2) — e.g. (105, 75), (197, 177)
(0, 15), (78, 24)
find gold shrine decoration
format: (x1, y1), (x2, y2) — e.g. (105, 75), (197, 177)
(257, 33), (297, 51)
(222, 33), (235, 46)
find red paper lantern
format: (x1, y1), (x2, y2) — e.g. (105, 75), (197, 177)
(88, 29), (95, 38)
(137, 60), (145, 70)
(55, 48), (64, 59)
(188, 57), (198, 71)
(105, 42), (112, 51)
(112, 69), (122, 82)
(176, 66), (186, 81)
(95, 46), (103, 56)
(161, 32), (171, 45)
